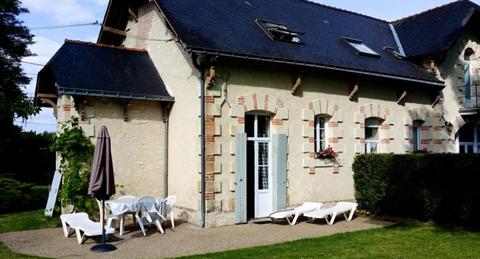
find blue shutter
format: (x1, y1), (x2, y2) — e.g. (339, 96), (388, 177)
(272, 134), (287, 211)
(235, 133), (247, 223)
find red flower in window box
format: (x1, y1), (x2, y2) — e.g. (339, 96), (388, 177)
(315, 145), (338, 159)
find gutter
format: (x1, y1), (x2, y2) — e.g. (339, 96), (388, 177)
(192, 54), (206, 228)
(163, 102), (173, 198)
(58, 87), (174, 102)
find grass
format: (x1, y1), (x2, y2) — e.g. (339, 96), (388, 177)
(0, 210), (60, 258)
(0, 209), (60, 233)
(185, 221), (480, 258)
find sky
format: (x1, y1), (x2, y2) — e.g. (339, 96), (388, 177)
(15, 0), (480, 133)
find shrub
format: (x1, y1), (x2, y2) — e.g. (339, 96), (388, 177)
(353, 154), (480, 228)
(50, 117), (95, 214)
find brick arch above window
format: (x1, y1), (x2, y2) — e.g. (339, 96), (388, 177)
(235, 94), (283, 114)
(354, 103), (393, 124)
(302, 98), (343, 122)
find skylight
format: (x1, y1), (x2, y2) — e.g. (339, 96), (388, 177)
(256, 19), (303, 44)
(343, 37), (380, 58)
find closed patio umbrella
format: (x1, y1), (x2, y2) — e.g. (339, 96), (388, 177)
(88, 126), (116, 252)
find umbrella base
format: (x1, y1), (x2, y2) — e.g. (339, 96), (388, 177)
(90, 243), (117, 253)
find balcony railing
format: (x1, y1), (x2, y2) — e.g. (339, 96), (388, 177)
(460, 84), (480, 114)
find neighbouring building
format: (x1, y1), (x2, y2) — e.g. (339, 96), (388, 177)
(35, 0), (480, 227)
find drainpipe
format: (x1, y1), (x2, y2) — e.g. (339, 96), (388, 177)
(162, 102), (172, 198)
(192, 53), (206, 228)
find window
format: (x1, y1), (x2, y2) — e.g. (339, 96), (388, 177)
(384, 46), (406, 59)
(365, 118), (381, 153)
(458, 123), (479, 154)
(463, 48), (478, 108)
(246, 114), (271, 190)
(343, 37), (380, 58)
(256, 19), (303, 44)
(412, 120), (423, 152)
(314, 115), (329, 153)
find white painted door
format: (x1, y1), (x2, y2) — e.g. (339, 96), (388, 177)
(246, 114), (272, 218)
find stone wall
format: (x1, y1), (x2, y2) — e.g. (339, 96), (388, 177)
(56, 95), (167, 198)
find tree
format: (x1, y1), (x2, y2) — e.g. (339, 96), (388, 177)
(0, 0), (38, 132)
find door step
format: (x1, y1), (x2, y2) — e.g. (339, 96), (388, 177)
(250, 217), (271, 224)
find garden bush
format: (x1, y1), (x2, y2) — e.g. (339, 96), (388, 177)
(353, 154), (480, 228)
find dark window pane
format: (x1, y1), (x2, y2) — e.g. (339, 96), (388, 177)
(413, 126), (419, 151)
(459, 124), (474, 142)
(257, 115), (270, 137)
(258, 142), (269, 190)
(245, 115), (255, 137)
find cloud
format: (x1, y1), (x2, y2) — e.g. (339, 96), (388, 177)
(22, 0), (97, 24)
(24, 36), (62, 65)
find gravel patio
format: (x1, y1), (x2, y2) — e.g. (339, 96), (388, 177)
(0, 217), (393, 258)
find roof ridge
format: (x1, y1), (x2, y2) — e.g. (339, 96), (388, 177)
(64, 39), (147, 53)
(298, 0), (388, 23)
(393, 0), (477, 23)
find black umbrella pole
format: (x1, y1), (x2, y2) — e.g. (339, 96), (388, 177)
(90, 199), (117, 253)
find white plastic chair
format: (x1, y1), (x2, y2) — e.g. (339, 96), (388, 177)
(269, 202), (323, 225)
(98, 195), (136, 236)
(164, 195), (176, 229)
(60, 212), (115, 244)
(135, 196), (165, 236)
(304, 202), (358, 225)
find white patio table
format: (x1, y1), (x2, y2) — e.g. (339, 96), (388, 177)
(105, 196), (167, 235)
(105, 196), (139, 235)
(106, 196), (139, 216)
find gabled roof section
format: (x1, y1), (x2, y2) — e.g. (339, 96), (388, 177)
(36, 40), (173, 102)
(155, 0), (442, 87)
(394, 0), (480, 58)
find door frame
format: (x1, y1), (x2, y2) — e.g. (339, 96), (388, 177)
(246, 113), (273, 218)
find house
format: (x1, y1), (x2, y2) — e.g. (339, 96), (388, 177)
(35, 0), (480, 227)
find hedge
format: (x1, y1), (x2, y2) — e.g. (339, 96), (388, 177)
(353, 154), (480, 228)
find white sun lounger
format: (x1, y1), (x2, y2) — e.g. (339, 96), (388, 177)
(269, 202), (323, 225)
(304, 202), (358, 225)
(60, 213), (115, 244)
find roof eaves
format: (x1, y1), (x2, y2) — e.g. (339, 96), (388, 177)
(64, 39), (147, 52)
(58, 87), (174, 102)
(187, 47), (444, 88)
(97, 0), (113, 44)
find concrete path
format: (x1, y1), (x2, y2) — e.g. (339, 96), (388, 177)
(0, 217), (393, 258)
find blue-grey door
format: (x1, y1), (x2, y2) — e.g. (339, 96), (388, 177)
(235, 133), (247, 223)
(272, 134), (287, 211)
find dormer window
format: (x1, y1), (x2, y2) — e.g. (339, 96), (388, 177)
(256, 19), (303, 44)
(384, 46), (406, 59)
(343, 37), (380, 58)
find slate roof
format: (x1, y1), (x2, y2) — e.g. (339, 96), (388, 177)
(156, 0), (442, 87)
(36, 40), (173, 102)
(394, 0), (480, 58)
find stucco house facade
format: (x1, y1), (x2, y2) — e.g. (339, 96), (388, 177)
(35, 0), (480, 227)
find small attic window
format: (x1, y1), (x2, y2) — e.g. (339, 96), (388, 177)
(256, 19), (303, 44)
(343, 37), (380, 58)
(384, 46), (406, 59)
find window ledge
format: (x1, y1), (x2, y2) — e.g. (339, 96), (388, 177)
(303, 158), (343, 168)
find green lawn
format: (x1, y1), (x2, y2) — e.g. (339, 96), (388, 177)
(0, 210), (60, 233)
(0, 210), (59, 259)
(186, 222), (480, 258)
